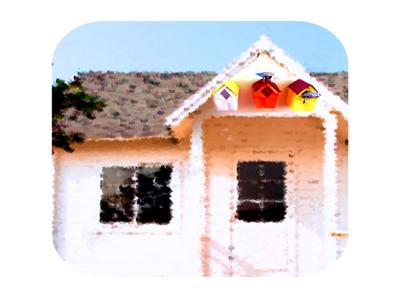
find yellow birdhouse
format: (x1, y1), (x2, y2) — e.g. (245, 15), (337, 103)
(212, 79), (240, 111)
(286, 79), (321, 112)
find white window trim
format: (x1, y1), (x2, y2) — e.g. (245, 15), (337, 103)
(97, 161), (183, 235)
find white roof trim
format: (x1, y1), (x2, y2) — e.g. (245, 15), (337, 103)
(165, 35), (348, 127)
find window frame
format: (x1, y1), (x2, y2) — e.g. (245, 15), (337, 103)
(97, 161), (183, 235)
(235, 161), (288, 223)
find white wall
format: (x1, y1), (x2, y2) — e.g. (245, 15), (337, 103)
(53, 139), (204, 276)
(192, 54), (343, 276)
(201, 116), (332, 276)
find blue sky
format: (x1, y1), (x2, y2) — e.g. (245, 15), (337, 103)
(52, 21), (348, 82)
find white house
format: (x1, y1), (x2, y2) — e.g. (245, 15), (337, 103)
(53, 35), (348, 276)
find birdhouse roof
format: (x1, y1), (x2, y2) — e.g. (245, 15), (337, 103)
(252, 79), (281, 94)
(212, 79), (240, 97)
(288, 79), (314, 95)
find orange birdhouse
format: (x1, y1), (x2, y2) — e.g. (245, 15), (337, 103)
(252, 72), (281, 108)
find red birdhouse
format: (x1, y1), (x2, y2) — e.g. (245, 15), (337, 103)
(252, 72), (281, 108)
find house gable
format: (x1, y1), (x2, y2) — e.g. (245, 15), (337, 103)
(165, 35), (348, 130)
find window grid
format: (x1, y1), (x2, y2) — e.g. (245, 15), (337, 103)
(236, 161), (287, 223)
(100, 165), (173, 225)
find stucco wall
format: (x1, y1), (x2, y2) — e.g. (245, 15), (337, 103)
(53, 114), (344, 276)
(334, 112), (348, 257)
(53, 138), (205, 276)
(202, 116), (331, 276)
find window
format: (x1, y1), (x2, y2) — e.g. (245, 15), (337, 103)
(100, 165), (173, 225)
(220, 88), (231, 100)
(236, 161), (287, 222)
(261, 86), (273, 98)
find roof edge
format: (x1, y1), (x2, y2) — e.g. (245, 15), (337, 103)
(164, 35), (348, 126)
(164, 36), (265, 127)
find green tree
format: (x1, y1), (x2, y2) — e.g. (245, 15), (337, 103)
(52, 78), (106, 152)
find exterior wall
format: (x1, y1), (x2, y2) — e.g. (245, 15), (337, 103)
(169, 116), (193, 141)
(184, 52), (343, 276)
(53, 53), (346, 276)
(333, 112), (348, 257)
(53, 114), (344, 276)
(53, 138), (205, 276)
(201, 116), (331, 276)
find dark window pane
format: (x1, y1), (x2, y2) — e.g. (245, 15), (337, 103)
(100, 194), (134, 223)
(136, 205), (172, 225)
(261, 201), (287, 222)
(136, 165), (173, 224)
(100, 167), (136, 194)
(155, 165), (173, 184)
(237, 162), (262, 181)
(238, 180), (260, 200)
(261, 162), (286, 180)
(236, 161), (287, 223)
(236, 201), (262, 222)
(135, 173), (156, 199)
(100, 167), (136, 223)
(99, 165), (173, 225)
(260, 181), (286, 199)
(153, 194), (173, 207)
